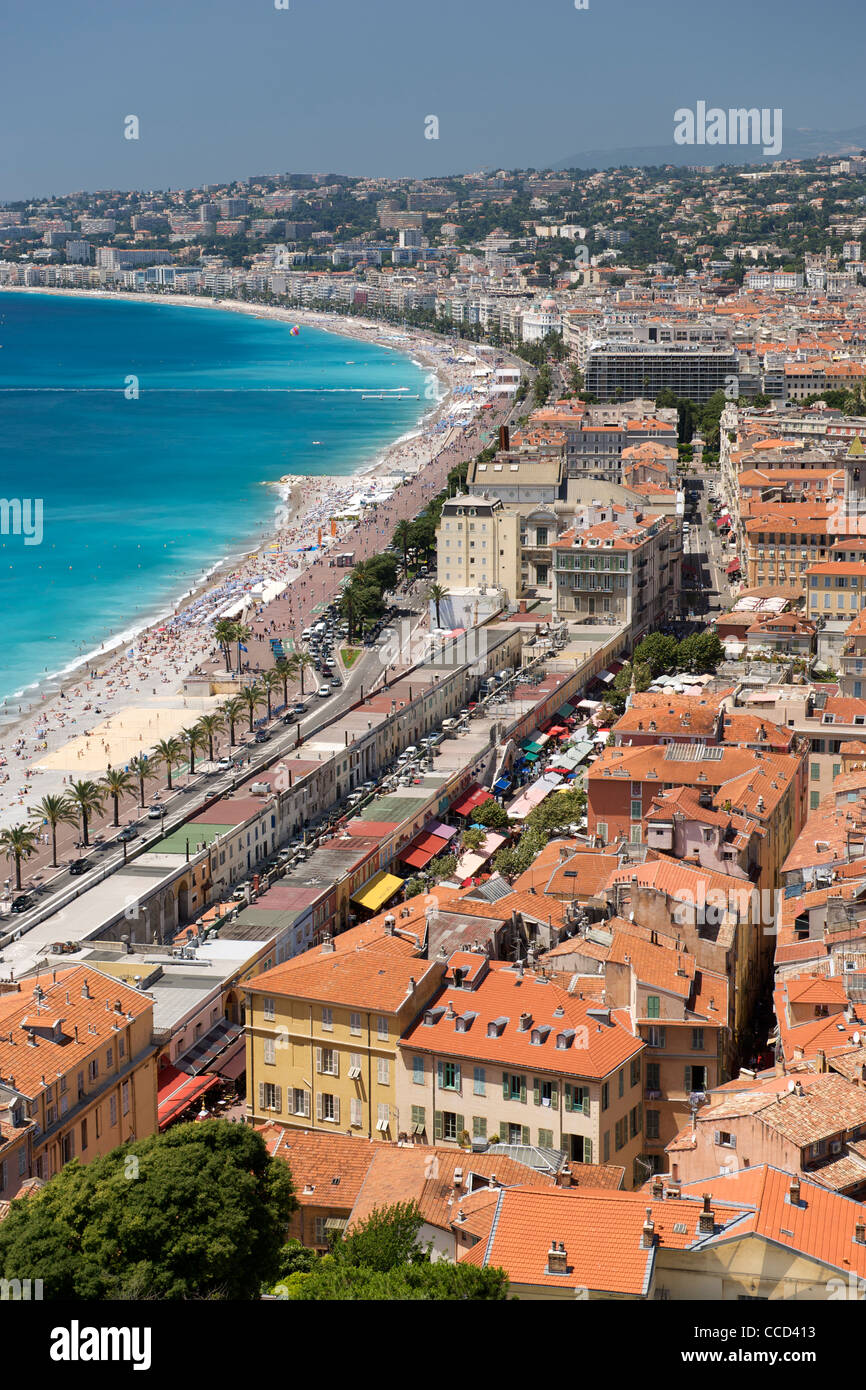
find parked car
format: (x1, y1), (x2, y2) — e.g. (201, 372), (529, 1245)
(68, 859), (90, 876)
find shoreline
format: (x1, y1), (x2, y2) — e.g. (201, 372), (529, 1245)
(0, 288), (452, 710)
(0, 289), (503, 823)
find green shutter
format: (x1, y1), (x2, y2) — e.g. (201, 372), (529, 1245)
(520, 1077), (527, 1104)
(533, 1079), (540, 1106)
(583, 1136), (593, 1164)
(437, 1060), (443, 1087)
(564, 1083), (573, 1112)
(502, 1073), (509, 1100)
(454, 1065), (461, 1091)
(455, 1114), (464, 1139)
(521, 1125), (530, 1145)
(582, 1093), (590, 1116)
(550, 1083), (558, 1108)
(434, 1110), (443, 1140)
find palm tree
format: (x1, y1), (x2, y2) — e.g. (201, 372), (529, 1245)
(180, 724), (207, 777)
(240, 682), (263, 733)
(275, 656), (294, 708)
(28, 793), (78, 868)
(153, 736), (183, 791)
(129, 754), (158, 808)
(260, 669), (283, 720)
(234, 623), (253, 674)
(393, 517), (413, 574)
(197, 711), (226, 762)
(0, 824), (39, 892)
(293, 652), (316, 697)
(428, 582), (447, 628)
(213, 618), (239, 673)
(101, 767), (136, 825)
(221, 697), (245, 746)
(66, 779), (106, 848)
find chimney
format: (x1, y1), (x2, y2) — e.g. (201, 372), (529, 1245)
(446, 1002), (456, 1020)
(558, 1165), (573, 1189)
(697, 1194), (715, 1235)
(81, 978), (91, 1000)
(788, 1177), (802, 1207)
(855, 1223), (866, 1245)
(816, 1049), (826, 1074)
(546, 1240), (568, 1275)
(651, 1175), (665, 1200)
(408, 977), (416, 992)
(518, 1012), (532, 1032)
(641, 1208), (655, 1249)
(320, 935), (335, 953)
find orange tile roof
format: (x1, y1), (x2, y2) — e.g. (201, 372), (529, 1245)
(247, 945), (444, 1014)
(257, 1124), (378, 1206)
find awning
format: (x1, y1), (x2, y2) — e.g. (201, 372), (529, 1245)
(726, 558), (741, 576)
(324, 1217), (348, 1233)
(425, 820), (457, 842)
(174, 1020), (244, 1076)
(594, 669), (615, 685)
(450, 784), (491, 817)
(556, 703), (575, 718)
(157, 1067), (221, 1130)
(402, 831), (450, 869)
(493, 776), (511, 792)
(351, 870), (404, 912)
(523, 741), (543, 754)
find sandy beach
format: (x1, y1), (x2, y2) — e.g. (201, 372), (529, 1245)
(0, 288), (512, 835)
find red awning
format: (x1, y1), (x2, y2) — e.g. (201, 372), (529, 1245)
(402, 831), (451, 869)
(726, 558), (741, 576)
(157, 1066), (221, 1130)
(450, 784), (490, 817)
(213, 1045), (247, 1082)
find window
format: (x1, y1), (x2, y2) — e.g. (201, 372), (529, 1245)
(377, 1015), (389, 1041)
(377, 1057), (390, 1086)
(630, 1104), (642, 1139)
(350, 1011), (362, 1036)
(443, 1112), (459, 1142)
(472, 1115), (487, 1140)
(646, 1062), (660, 1093)
(317, 1047), (339, 1077)
(691, 1028), (705, 1051)
(646, 1110), (660, 1140)
(631, 1057), (641, 1088)
(618, 1067), (625, 1099)
(411, 1104), (426, 1133)
(263, 997), (275, 1022)
(503, 1072), (526, 1102)
(263, 1037), (276, 1065)
(88, 1059), (99, 1082)
(377, 1103), (390, 1132)
(715, 1130), (736, 1148)
(601, 1082), (609, 1112)
(17, 1148), (26, 1177)
(473, 1065), (486, 1096)
(440, 1061), (461, 1091)
(109, 1094), (117, 1127)
(118, 1036), (125, 1060)
(318, 1093), (340, 1124)
(603, 1129), (610, 1162)
(321, 1007), (333, 1032)
(293, 1088), (311, 1118)
(260, 1083), (281, 1112)
(534, 1078), (557, 1108)
(646, 1026), (666, 1049)
(538, 1127), (554, 1148)
(685, 1065), (707, 1093)
(566, 1085), (589, 1115)
(615, 1117), (627, 1151)
(412, 1055), (424, 1085)
(348, 1052), (362, 1078)
(80, 1117), (88, 1150)
(314, 1217), (327, 1246)
(646, 995), (660, 1019)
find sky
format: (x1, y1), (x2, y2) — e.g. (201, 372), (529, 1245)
(2, 0), (865, 201)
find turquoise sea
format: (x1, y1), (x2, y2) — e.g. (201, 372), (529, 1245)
(0, 292), (430, 708)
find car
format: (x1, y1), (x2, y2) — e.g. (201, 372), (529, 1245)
(292, 702), (307, 715)
(317, 686), (331, 698)
(254, 730), (270, 744)
(282, 711), (297, 724)
(118, 826), (139, 842)
(147, 805), (164, 820)
(360, 780), (376, 792)
(301, 628), (312, 641)
(216, 757), (233, 769)
(68, 859), (90, 875)
(330, 676), (342, 689)
(10, 895), (32, 914)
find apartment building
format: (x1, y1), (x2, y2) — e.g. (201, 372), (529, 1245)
(0, 966), (157, 1193)
(585, 336), (738, 403)
(552, 507), (679, 641)
(397, 953), (646, 1185)
(245, 933), (445, 1138)
(436, 494), (521, 600)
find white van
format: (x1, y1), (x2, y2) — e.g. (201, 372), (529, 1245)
(301, 628), (312, 641)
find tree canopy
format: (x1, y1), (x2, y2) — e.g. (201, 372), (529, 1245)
(0, 1121), (297, 1300)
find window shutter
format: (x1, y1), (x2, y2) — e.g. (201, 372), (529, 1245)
(455, 1114), (464, 1138)
(730, 1135), (736, 1149)
(437, 1060), (444, 1087)
(316, 1047), (322, 1074)
(502, 1073), (509, 1100)
(258, 1082), (265, 1111)
(564, 1083), (573, 1112)
(582, 1093), (590, 1117)
(520, 1076), (527, 1104)
(333, 1052), (339, 1078)
(334, 1097), (340, 1125)
(274, 1086), (282, 1113)
(316, 1092), (323, 1121)
(454, 1064), (461, 1091)
(583, 1136), (592, 1164)
(550, 1083), (558, 1108)
(684, 1065), (692, 1093)
(533, 1079), (541, 1107)
(521, 1125), (530, 1145)
(434, 1110), (443, 1140)
(714, 1130), (721, 1146)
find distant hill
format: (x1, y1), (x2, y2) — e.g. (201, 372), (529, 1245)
(554, 124), (866, 171)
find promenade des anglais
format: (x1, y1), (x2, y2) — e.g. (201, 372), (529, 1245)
(2, 0), (866, 1352)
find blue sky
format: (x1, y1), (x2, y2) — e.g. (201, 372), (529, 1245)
(2, 0), (864, 200)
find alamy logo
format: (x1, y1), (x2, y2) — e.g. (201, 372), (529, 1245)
(0, 1278), (43, 1300)
(0, 498), (43, 546)
(50, 1321), (152, 1371)
(673, 102), (783, 157)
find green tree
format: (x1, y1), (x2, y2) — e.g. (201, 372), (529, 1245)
(66, 779), (107, 848)
(259, 669), (282, 721)
(197, 712), (226, 762)
(129, 754), (158, 808)
(676, 631), (724, 673)
(393, 518), (414, 574)
(221, 697), (245, 747)
(461, 826), (486, 852)
(633, 632), (678, 678)
(428, 583), (447, 627)
(471, 797), (510, 829)
(180, 724), (207, 777)
(288, 1258), (510, 1300)
(0, 1120), (297, 1300)
(28, 793), (78, 868)
(0, 824), (38, 892)
(525, 788), (587, 834)
(101, 767), (136, 826)
(213, 618), (239, 674)
(292, 652), (316, 697)
(153, 736), (184, 791)
(240, 683), (264, 733)
(234, 623), (253, 673)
